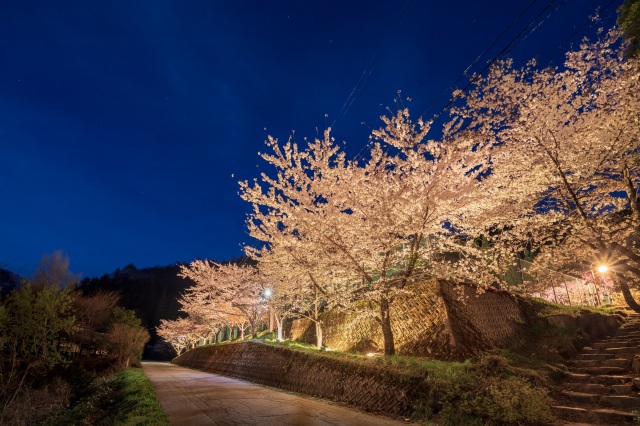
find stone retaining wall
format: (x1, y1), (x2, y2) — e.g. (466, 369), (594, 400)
(173, 341), (430, 417)
(288, 280), (526, 359)
(286, 280), (623, 359)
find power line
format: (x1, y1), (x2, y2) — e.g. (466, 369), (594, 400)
(420, 0), (541, 120)
(331, 0), (416, 129)
(420, 0), (567, 120)
(352, 0), (565, 162)
(536, 0), (620, 66)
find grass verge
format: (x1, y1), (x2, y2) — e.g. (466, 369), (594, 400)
(106, 368), (170, 426)
(40, 368), (170, 426)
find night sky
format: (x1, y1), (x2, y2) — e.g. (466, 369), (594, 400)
(1, 0), (620, 278)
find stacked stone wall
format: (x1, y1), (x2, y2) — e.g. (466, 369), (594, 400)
(439, 283), (525, 358)
(287, 280), (524, 359)
(174, 341), (430, 417)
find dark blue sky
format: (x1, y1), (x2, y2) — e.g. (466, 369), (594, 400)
(0, 0), (619, 278)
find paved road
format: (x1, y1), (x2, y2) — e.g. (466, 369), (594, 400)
(142, 361), (411, 426)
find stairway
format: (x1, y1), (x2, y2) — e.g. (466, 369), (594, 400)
(552, 313), (640, 425)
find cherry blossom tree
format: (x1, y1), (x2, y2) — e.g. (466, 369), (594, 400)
(453, 29), (640, 310)
(179, 261), (266, 338)
(156, 317), (205, 355)
(176, 290), (225, 342)
(240, 110), (492, 355)
(255, 241), (347, 348)
(244, 194), (353, 349)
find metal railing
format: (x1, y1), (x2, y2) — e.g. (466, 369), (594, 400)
(516, 259), (614, 307)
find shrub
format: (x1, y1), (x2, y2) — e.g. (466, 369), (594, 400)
(2, 377), (71, 426)
(425, 355), (552, 425)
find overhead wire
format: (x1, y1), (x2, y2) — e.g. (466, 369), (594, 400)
(337, 0), (615, 164)
(420, 0), (567, 120)
(536, 0), (620, 66)
(353, 0), (562, 163)
(420, 0), (541, 120)
(331, 0), (416, 130)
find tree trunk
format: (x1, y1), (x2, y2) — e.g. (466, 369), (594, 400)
(315, 321), (323, 350)
(618, 276), (640, 313)
(275, 314), (284, 341)
(314, 285), (323, 350)
(269, 309), (275, 332)
(380, 296), (395, 356)
(249, 320), (256, 339)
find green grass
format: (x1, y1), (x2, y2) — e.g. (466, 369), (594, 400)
(528, 296), (619, 317)
(40, 368), (170, 426)
(107, 368), (170, 426)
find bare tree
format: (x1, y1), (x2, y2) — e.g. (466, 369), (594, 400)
(103, 324), (150, 368)
(32, 251), (80, 290)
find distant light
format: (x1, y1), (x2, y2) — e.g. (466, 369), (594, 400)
(597, 265), (609, 273)
(264, 289), (272, 297)
(367, 352), (375, 357)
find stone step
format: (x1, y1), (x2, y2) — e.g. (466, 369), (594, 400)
(560, 390), (601, 405)
(572, 366), (629, 375)
(563, 372), (592, 382)
(591, 408), (635, 424)
(611, 384), (634, 394)
(568, 359), (604, 368)
(598, 339), (640, 347)
(603, 347), (640, 354)
(601, 395), (640, 410)
(551, 406), (635, 424)
(576, 353), (615, 361)
(593, 341), (616, 348)
(603, 358), (632, 369)
(552, 406), (590, 423)
(613, 352), (638, 361)
(589, 375), (634, 386)
(616, 332), (640, 338)
(563, 382), (613, 395)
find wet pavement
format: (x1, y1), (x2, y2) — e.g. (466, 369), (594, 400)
(142, 361), (412, 426)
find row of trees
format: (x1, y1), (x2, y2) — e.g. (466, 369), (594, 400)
(161, 25), (639, 357)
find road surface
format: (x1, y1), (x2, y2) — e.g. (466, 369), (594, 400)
(142, 361), (411, 426)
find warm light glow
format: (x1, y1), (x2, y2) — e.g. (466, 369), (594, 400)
(597, 265), (609, 273)
(263, 288), (272, 297)
(366, 352), (375, 357)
